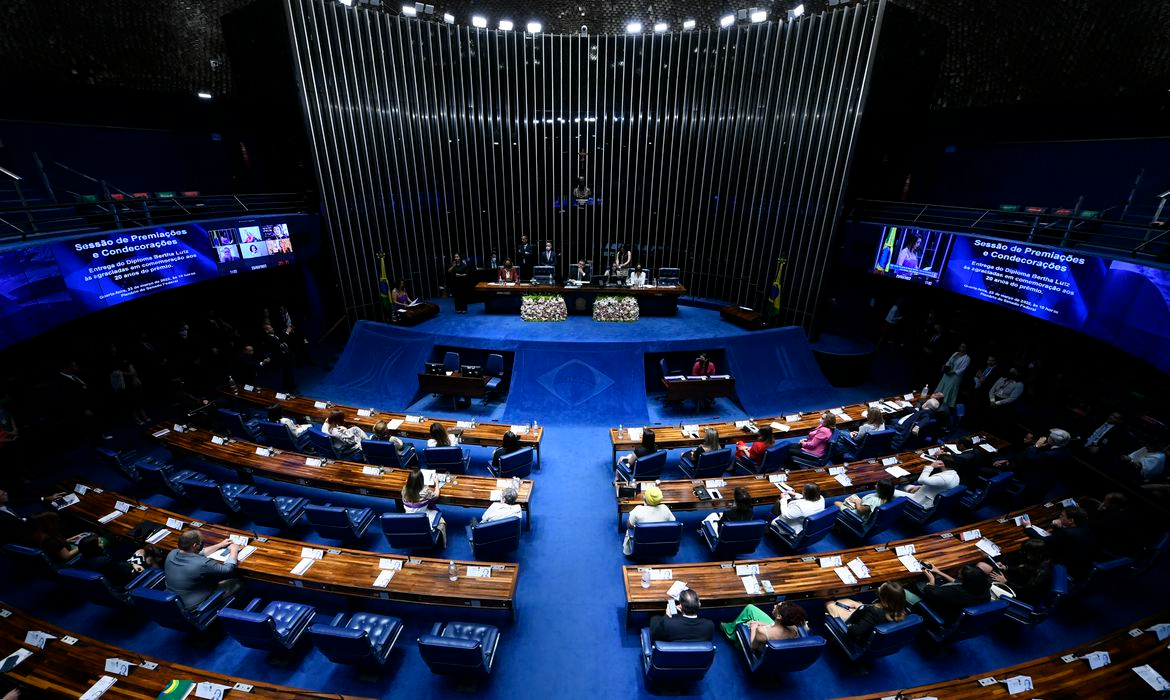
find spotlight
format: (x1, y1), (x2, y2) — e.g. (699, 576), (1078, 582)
(626, 21), (642, 34)
(527, 21), (542, 33)
(682, 19), (696, 30)
(793, 3), (805, 16)
(750, 9), (767, 22)
(719, 14), (735, 28)
(653, 21), (668, 32)
(443, 12), (454, 22)
(471, 15), (487, 27)
(498, 19), (513, 30)
(339, 0), (353, 6)
(197, 91), (212, 99)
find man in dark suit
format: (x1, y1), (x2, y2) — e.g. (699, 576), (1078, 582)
(516, 235), (534, 280)
(995, 428), (1072, 503)
(952, 436), (997, 486)
(649, 589), (715, 642)
(1046, 506), (1097, 578)
(913, 564), (992, 624)
(1079, 411), (1134, 464)
(890, 394), (946, 451)
(52, 360), (108, 443)
(968, 355), (1004, 420)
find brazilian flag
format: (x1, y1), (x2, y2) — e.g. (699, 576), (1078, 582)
(156, 680), (195, 700)
(766, 257), (786, 317)
(377, 253), (391, 313)
(876, 227), (897, 272)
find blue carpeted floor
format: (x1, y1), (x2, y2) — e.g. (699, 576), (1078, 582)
(4, 300), (1166, 698)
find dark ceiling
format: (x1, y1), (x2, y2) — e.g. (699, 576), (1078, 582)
(2, 0), (1168, 112)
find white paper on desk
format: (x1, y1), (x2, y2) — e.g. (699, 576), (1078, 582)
(1134, 664), (1170, 691)
(274, 392), (289, 400)
(628, 428), (644, 441)
(98, 511), (123, 524)
(885, 466), (911, 478)
(940, 443), (958, 454)
(735, 564), (760, 577)
(898, 555), (923, 573)
(769, 474), (788, 483)
(207, 548), (229, 562)
(255, 447), (272, 457)
(243, 384), (255, 392)
(961, 529), (981, 541)
(927, 447), (942, 457)
(356, 409), (372, 417)
(456, 421), (474, 429)
(820, 555), (843, 568)
(145, 528), (171, 545)
(73, 483), (90, 496)
(834, 567), (858, 585)
(831, 407), (845, 415)
(53, 493), (80, 509)
(1003, 675), (1032, 695)
(0, 649), (32, 671)
(1147, 623), (1170, 641)
(834, 474), (853, 487)
(664, 375), (685, 381)
(975, 538), (1002, 557)
(373, 570), (395, 588)
(489, 489), (503, 502)
(649, 569), (674, 581)
(1083, 650), (1111, 669)
(114, 500), (132, 513)
(361, 466), (381, 476)
(24, 631), (55, 649)
(421, 469), (437, 486)
(231, 683), (252, 693)
(683, 424), (701, 434)
(847, 558), (871, 579)
(104, 658), (132, 676)
(1029, 525), (1051, 538)
(163, 517), (184, 530)
(666, 581), (688, 599)
(883, 402), (902, 413)
(80, 675), (118, 700)
(210, 436), (225, 446)
(881, 457), (899, 467)
(406, 415), (422, 423)
(467, 566), (492, 578)
(305, 457), (323, 467)
(741, 576), (761, 595)
(510, 425), (529, 435)
(971, 435), (983, 444)
(312, 401), (328, 409)
(895, 544), (916, 557)
(228, 534), (249, 546)
(300, 547), (324, 560)
(379, 558), (403, 571)
(978, 443), (998, 453)
(386, 419), (403, 431)
(768, 421), (784, 431)
(290, 558), (315, 576)
(236, 545), (257, 562)
(195, 682), (232, 700)
(785, 414), (801, 423)
(828, 466), (847, 476)
(705, 479), (727, 488)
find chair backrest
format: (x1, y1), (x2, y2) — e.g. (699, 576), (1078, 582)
(216, 408), (256, 441)
(1080, 556), (1136, 591)
(969, 471), (1014, 508)
(858, 429), (895, 459)
(2, 543), (70, 579)
(797, 507), (839, 547)
(940, 600), (1010, 643)
(58, 568), (130, 607)
(311, 623), (378, 666)
(218, 609), (280, 649)
(711, 519), (767, 556)
(129, 587), (206, 632)
(659, 358), (671, 379)
(757, 635), (826, 674)
(834, 432), (866, 462)
(381, 512), (438, 548)
(305, 427), (338, 458)
(362, 439), (407, 467)
(631, 521), (683, 558)
(306, 504), (355, 534)
(443, 352), (461, 373)
(694, 447), (735, 477)
(1131, 532), (1170, 575)
(497, 448), (534, 479)
(137, 462), (187, 497)
(758, 443), (787, 473)
(864, 497), (910, 537)
(860, 614), (922, 661)
(417, 635), (488, 675)
(425, 446), (467, 473)
(485, 354), (504, 378)
(646, 640), (716, 681)
(631, 450), (668, 480)
(235, 492), (280, 518)
(255, 420), (301, 451)
(913, 485), (967, 524)
(471, 516), (522, 558)
(1045, 564), (1069, 608)
(95, 447), (141, 481)
(181, 479), (235, 512)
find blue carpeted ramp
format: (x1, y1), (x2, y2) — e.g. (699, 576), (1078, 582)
(722, 327), (837, 416)
(501, 343), (649, 424)
(319, 321), (435, 408)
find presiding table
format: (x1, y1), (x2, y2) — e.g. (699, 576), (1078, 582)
(613, 434), (1007, 530)
(216, 384), (544, 468)
(661, 375), (737, 405)
(417, 371), (491, 403)
(474, 281), (687, 316)
(57, 483), (521, 613)
(622, 499), (1070, 622)
(146, 423), (534, 529)
(392, 301), (439, 326)
(0, 604), (377, 700)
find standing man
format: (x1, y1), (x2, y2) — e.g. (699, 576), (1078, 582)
(164, 530), (243, 609)
(260, 323), (297, 392)
(516, 235), (534, 281)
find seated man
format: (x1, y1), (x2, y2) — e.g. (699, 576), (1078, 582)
(649, 589), (715, 642)
(952, 435), (997, 486)
(993, 429), (1073, 503)
(476, 487), (522, 525)
(1119, 438), (1167, 483)
(164, 530), (243, 610)
(890, 394), (945, 451)
(908, 563), (991, 624)
(1045, 506), (1097, 578)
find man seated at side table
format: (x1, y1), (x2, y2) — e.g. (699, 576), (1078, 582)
(165, 530), (243, 610)
(649, 589), (715, 642)
(472, 487), (522, 526)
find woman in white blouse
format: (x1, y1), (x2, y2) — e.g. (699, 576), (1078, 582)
(770, 483), (825, 534)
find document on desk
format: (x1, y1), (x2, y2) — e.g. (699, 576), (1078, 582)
(510, 425), (530, 435)
(379, 558), (403, 571)
(0, 649), (32, 673)
(960, 529), (981, 541)
(894, 544), (916, 557)
(356, 409), (372, 417)
(705, 479), (727, 488)
(899, 555), (923, 573)
(300, 547), (325, 560)
(628, 428), (644, 442)
(236, 545), (257, 562)
(1134, 665), (1170, 692)
(385, 419), (403, 431)
(735, 564), (760, 577)
(881, 457), (899, 467)
(785, 414), (801, 423)
(649, 569), (673, 581)
(770, 422), (790, 432)
(361, 466), (381, 476)
(846, 558), (871, 579)
(834, 473), (853, 487)
(768, 473), (788, 483)
(372, 570), (395, 588)
(98, 511), (123, 524)
(145, 528), (171, 545)
(664, 375), (686, 381)
(819, 555), (843, 568)
(978, 443), (998, 453)
(741, 576), (762, 595)
(828, 466), (847, 476)
(834, 567), (858, 585)
(885, 465), (911, 478)
(290, 558), (315, 576)
(975, 538), (1002, 557)
(421, 469), (438, 486)
(79, 675), (118, 700)
(944, 443), (961, 454)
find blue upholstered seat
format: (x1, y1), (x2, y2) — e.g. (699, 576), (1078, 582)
(305, 426), (364, 461)
(235, 492), (309, 529)
(734, 624), (825, 676)
(489, 447), (533, 479)
(678, 446), (734, 479)
(305, 504), (377, 541)
(443, 352), (461, 373)
(916, 599), (1009, 644)
(381, 512), (443, 550)
(734, 443), (786, 475)
(469, 515), (522, 559)
(639, 627), (716, 684)
(178, 477), (258, 514)
(856, 428), (895, 460)
(1002, 564), (1068, 626)
(362, 439), (418, 468)
(2, 543), (81, 579)
(615, 449), (667, 483)
(130, 585), (238, 634)
(835, 496), (909, 540)
(823, 613), (922, 665)
(417, 621), (500, 677)
(216, 407), (260, 441)
(626, 521), (683, 559)
(95, 446), (147, 482)
(768, 507), (838, 551)
(959, 471), (1014, 511)
(700, 518), (767, 557)
(310, 611), (404, 669)
(58, 567), (165, 609)
(902, 484), (967, 526)
(254, 420), (308, 452)
(218, 598), (317, 653)
(137, 461), (207, 499)
(424, 446), (471, 474)
(483, 353), (505, 401)
(1069, 556), (1136, 597)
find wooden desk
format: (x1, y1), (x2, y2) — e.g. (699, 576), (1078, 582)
(720, 305), (768, 330)
(392, 301), (439, 325)
(59, 484), (521, 613)
(0, 603), (376, 700)
(661, 376), (737, 403)
(147, 424), (534, 529)
(622, 500), (1067, 621)
(608, 390), (925, 463)
(836, 608), (1170, 699)
(613, 434), (1008, 530)
(215, 384), (544, 468)
(417, 372), (491, 399)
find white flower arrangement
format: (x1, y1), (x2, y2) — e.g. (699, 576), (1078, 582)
(593, 295), (640, 322)
(521, 294), (568, 322)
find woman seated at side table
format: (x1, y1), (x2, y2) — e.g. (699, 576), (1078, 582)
(836, 478), (895, 519)
(401, 467), (447, 547)
(788, 412), (836, 464)
(736, 425), (776, 467)
(721, 601), (807, 652)
(427, 421), (461, 447)
(827, 581), (909, 642)
(770, 483), (826, 534)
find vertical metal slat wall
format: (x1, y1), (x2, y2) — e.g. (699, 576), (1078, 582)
(285, 0), (886, 329)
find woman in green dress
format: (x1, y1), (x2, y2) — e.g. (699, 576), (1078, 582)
(720, 601), (806, 652)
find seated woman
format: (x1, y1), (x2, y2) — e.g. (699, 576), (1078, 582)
(623, 486), (675, 556)
(685, 428), (723, 465)
(852, 411), (886, 439)
(721, 601), (807, 652)
(497, 258), (519, 283)
(736, 425), (776, 468)
(391, 279), (414, 313)
(770, 483), (826, 534)
(618, 428), (657, 467)
(427, 421), (460, 447)
(909, 563), (992, 623)
(702, 487), (755, 530)
(267, 403), (310, 436)
(28, 512), (85, 564)
(370, 419), (411, 455)
(401, 468), (447, 547)
(977, 539), (1053, 604)
(837, 478), (896, 518)
(322, 409), (367, 455)
(788, 413), (837, 464)
(826, 581), (909, 642)
(629, 264), (648, 287)
(491, 430), (522, 470)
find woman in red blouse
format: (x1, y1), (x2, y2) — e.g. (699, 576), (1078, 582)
(737, 425), (775, 466)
